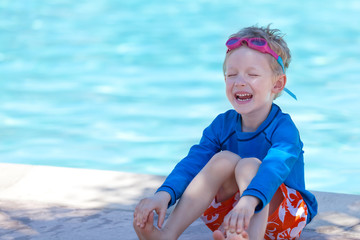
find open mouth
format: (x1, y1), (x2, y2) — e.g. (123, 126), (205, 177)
(235, 93), (253, 102)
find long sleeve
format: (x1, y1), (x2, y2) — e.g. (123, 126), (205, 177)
(155, 105), (317, 223)
(156, 113), (225, 207)
(242, 116), (302, 212)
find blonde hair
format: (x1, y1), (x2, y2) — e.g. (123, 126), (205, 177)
(223, 24), (291, 77)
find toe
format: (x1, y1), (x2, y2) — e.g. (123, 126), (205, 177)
(213, 230), (226, 240)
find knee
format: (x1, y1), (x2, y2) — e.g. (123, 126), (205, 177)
(235, 157), (261, 179)
(212, 151), (241, 164)
(207, 151), (241, 171)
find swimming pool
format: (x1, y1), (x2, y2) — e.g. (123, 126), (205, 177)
(1, 0), (359, 195)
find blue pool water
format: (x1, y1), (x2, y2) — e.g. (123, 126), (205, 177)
(1, 0), (359, 194)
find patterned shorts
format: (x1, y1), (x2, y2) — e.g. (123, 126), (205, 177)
(201, 184), (308, 240)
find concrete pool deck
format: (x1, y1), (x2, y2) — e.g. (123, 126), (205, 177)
(0, 163), (359, 240)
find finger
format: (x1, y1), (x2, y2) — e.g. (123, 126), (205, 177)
(135, 203), (148, 228)
(144, 211), (155, 231)
(223, 213), (231, 230)
(134, 202), (142, 218)
(228, 212), (239, 233)
(235, 214), (244, 234)
(140, 208), (151, 228)
(135, 206), (143, 226)
(134, 202), (144, 226)
(243, 213), (252, 231)
(156, 208), (166, 229)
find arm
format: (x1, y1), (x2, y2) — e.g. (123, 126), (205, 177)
(133, 112), (233, 230)
(242, 117), (303, 212)
(134, 133), (220, 229)
(157, 113), (228, 206)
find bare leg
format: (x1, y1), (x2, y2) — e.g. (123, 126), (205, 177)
(134, 151), (241, 240)
(134, 153), (283, 240)
(232, 158), (268, 240)
(164, 151), (241, 239)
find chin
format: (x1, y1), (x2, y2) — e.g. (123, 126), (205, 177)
(232, 104), (253, 115)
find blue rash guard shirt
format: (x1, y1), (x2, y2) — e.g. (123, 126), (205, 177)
(157, 104), (318, 223)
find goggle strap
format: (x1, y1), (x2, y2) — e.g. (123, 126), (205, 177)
(276, 57), (297, 100)
(284, 88), (297, 100)
(277, 56), (285, 74)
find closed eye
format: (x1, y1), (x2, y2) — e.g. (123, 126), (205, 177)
(227, 73), (237, 78)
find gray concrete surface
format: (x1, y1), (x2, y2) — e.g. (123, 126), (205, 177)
(0, 163), (359, 239)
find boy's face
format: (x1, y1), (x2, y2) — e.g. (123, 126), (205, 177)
(224, 46), (284, 118)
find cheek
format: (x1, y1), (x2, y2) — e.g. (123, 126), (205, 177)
(253, 78), (272, 91)
(225, 80), (232, 91)
(225, 82), (233, 98)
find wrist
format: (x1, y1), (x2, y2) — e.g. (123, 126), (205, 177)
(242, 195), (260, 208)
(155, 191), (171, 204)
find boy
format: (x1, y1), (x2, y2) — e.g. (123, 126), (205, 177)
(133, 25), (317, 240)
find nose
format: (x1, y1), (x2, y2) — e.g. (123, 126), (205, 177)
(234, 75), (246, 86)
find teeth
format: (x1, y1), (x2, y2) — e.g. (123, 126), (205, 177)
(235, 93), (252, 101)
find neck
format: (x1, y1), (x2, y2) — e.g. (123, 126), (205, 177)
(241, 104), (273, 132)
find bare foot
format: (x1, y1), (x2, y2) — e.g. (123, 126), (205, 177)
(213, 230), (249, 240)
(133, 212), (171, 240)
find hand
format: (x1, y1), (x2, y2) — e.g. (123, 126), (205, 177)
(223, 196), (260, 234)
(134, 191), (171, 229)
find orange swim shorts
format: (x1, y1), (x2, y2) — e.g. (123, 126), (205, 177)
(201, 184), (308, 240)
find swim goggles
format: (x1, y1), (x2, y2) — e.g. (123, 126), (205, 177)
(226, 37), (297, 100)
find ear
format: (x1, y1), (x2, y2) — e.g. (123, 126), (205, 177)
(272, 74), (287, 94)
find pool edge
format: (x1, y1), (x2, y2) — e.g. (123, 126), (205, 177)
(0, 163), (359, 239)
